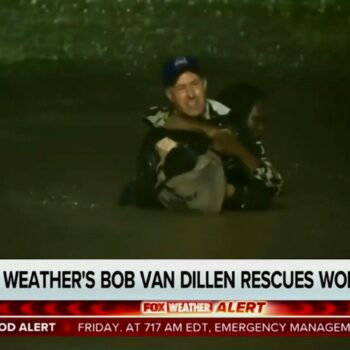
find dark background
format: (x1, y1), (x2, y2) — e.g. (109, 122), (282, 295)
(0, 0), (349, 348)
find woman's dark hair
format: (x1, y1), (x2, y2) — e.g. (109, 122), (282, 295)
(217, 83), (266, 156)
(217, 82), (266, 127)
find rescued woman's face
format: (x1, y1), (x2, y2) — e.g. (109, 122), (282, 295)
(247, 102), (266, 139)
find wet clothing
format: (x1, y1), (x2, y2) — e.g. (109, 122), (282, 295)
(134, 128), (220, 211)
(124, 99), (283, 211)
(157, 149), (226, 213)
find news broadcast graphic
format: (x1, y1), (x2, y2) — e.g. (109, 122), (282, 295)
(0, 260), (349, 336)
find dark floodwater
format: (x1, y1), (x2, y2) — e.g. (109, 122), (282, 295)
(0, 61), (349, 349)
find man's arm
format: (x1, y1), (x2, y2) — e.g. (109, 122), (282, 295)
(211, 131), (261, 171)
(164, 114), (219, 138)
(164, 114), (261, 171)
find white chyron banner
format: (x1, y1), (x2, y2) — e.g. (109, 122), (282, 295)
(0, 260), (349, 300)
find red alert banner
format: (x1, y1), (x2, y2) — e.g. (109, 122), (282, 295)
(0, 318), (350, 336)
(0, 301), (350, 336)
(0, 301), (350, 317)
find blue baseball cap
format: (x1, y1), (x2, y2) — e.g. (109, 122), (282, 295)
(162, 56), (203, 87)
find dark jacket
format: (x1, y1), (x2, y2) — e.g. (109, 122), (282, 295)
(135, 128), (211, 208)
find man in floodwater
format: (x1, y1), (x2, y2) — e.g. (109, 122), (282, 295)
(129, 56), (283, 212)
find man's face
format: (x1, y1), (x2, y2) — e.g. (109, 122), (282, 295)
(166, 71), (207, 118)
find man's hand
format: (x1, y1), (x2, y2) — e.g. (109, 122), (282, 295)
(205, 126), (232, 138)
(225, 183), (236, 199)
(211, 129), (238, 154)
(155, 137), (177, 160)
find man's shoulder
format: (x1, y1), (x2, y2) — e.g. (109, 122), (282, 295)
(205, 99), (231, 120)
(143, 105), (171, 128)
